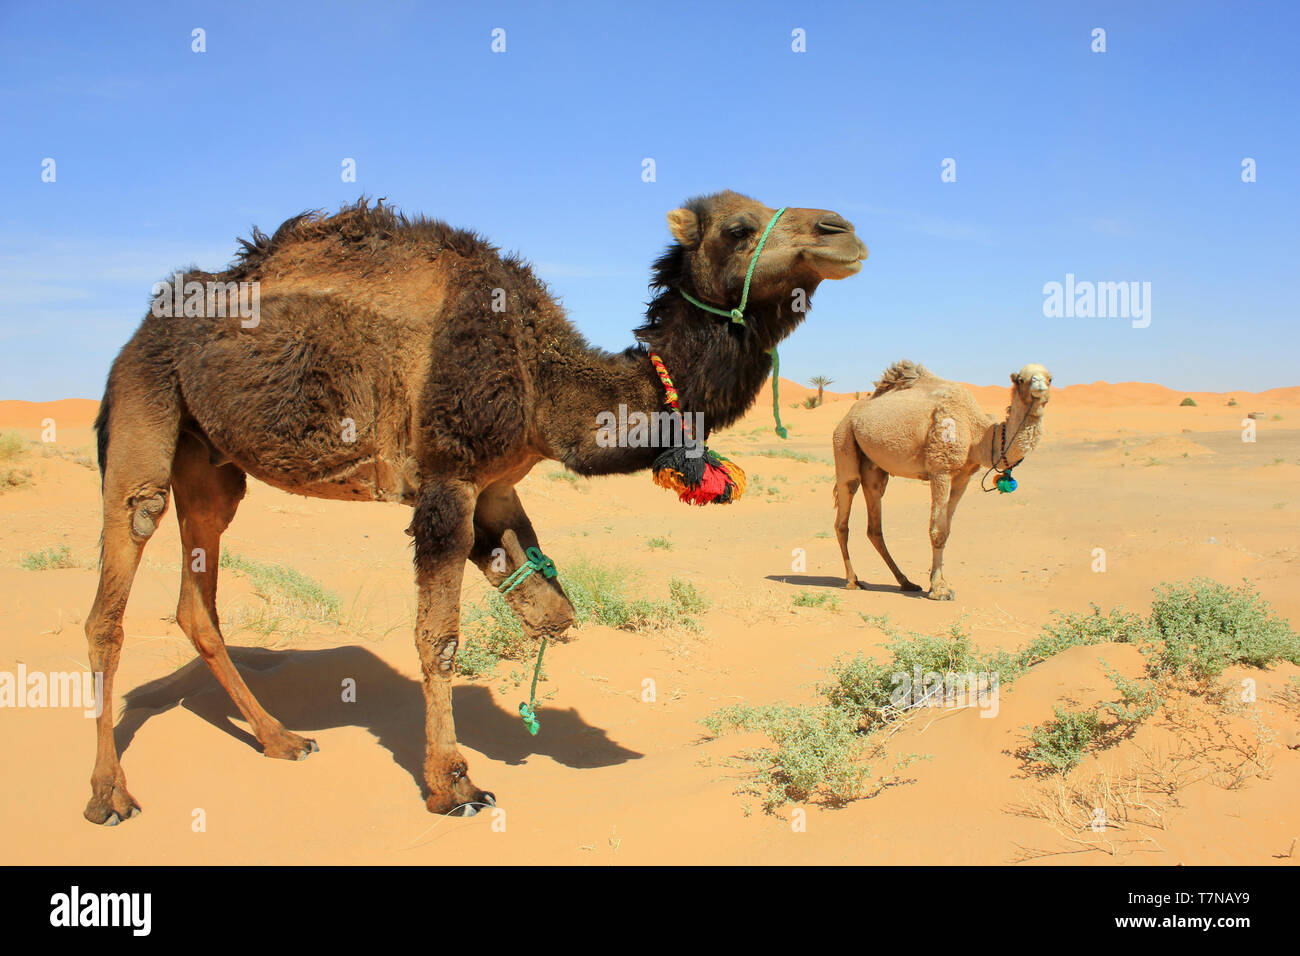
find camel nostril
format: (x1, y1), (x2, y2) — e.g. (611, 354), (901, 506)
(817, 215), (852, 235)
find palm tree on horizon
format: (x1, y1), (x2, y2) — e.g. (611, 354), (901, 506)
(809, 375), (835, 407)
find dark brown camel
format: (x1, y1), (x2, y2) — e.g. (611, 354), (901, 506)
(84, 191), (868, 823)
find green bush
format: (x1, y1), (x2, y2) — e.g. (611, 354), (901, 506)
(459, 591), (533, 679)
(20, 545), (77, 570)
(1025, 706), (1103, 772)
(752, 448), (829, 465)
(701, 704), (869, 810)
(792, 592), (841, 611)
(219, 551), (339, 620)
(561, 558), (706, 632)
(1180, 397), (1197, 407)
(0, 432), (27, 462)
(1144, 578), (1299, 680)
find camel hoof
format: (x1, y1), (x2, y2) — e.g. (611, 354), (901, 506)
(85, 786), (141, 826)
(928, 588), (954, 601)
(449, 792), (496, 817)
(263, 732), (318, 761)
(88, 804), (140, 827)
(845, 579), (860, 591)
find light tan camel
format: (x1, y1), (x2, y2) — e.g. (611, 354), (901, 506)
(832, 361), (1051, 600)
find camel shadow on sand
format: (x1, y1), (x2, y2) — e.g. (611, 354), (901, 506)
(764, 573), (925, 596)
(115, 646), (641, 799)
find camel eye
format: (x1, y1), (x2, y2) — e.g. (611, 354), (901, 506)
(726, 221), (754, 240)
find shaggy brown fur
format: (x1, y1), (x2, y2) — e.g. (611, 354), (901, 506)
(83, 191), (867, 824)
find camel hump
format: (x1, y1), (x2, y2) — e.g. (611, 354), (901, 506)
(871, 360), (932, 397)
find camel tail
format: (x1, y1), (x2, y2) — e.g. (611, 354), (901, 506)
(871, 359), (931, 398)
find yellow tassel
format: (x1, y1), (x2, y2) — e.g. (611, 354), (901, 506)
(653, 468), (688, 495)
(715, 456), (747, 499)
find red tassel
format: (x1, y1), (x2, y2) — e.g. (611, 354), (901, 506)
(680, 460), (730, 505)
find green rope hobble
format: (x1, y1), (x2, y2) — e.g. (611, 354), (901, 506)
(497, 547), (557, 735)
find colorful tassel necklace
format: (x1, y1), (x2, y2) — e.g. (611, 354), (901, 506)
(648, 351), (748, 505)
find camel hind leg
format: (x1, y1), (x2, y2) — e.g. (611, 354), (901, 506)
(861, 464), (921, 592)
(170, 431), (317, 759)
(84, 377), (179, 825)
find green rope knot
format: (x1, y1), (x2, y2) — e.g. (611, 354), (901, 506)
(729, 308), (745, 324)
(498, 546), (556, 594)
(497, 547), (557, 736)
(518, 698), (541, 736)
(517, 636), (548, 736)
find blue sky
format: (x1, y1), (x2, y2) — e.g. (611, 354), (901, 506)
(1, 0), (1296, 400)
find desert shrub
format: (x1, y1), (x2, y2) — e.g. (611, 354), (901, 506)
(220, 551), (339, 621)
(792, 592), (841, 611)
(20, 545), (77, 570)
(712, 579), (1299, 808)
(459, 591), (533, 678)
(1144, 578), (1298, 680)
(646, 536), (673, 551)
(0, 432), (27, 461)
(701, 704), (869, 810)
(561, 558), (706, 631)
(0, 433), (31, 491)
(1, 467), (32, 491)
(823, 620), (989, 721)
(1179, 397), (1197, 407)
(1004, 606), (1149, 678)
(1025, 707), (1103, 773)
(752, 448), (828, 465)
(1102, 667), (1166, 727)
(1021, 580), (1296, 772)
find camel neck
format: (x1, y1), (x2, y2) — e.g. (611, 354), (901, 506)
(980, 398), (1043, 469)
(535, 303), (784, 476)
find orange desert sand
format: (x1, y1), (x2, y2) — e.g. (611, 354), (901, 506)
(1, 378), (1297, 865)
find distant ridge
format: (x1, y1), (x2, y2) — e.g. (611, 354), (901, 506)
(3, 382), (1299, 433)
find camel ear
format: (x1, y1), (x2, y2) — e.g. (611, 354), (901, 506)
(667, 208), (701, 248)
(1010, 371), (1021, 385)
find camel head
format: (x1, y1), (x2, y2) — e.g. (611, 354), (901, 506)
(1010, 363), (1053, 416)
(658, 190), (868, 335)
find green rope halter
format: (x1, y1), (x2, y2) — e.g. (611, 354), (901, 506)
(678, 207), (786, 325)
(497, 547), (558, 735)
(678, 207), (791, 440)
